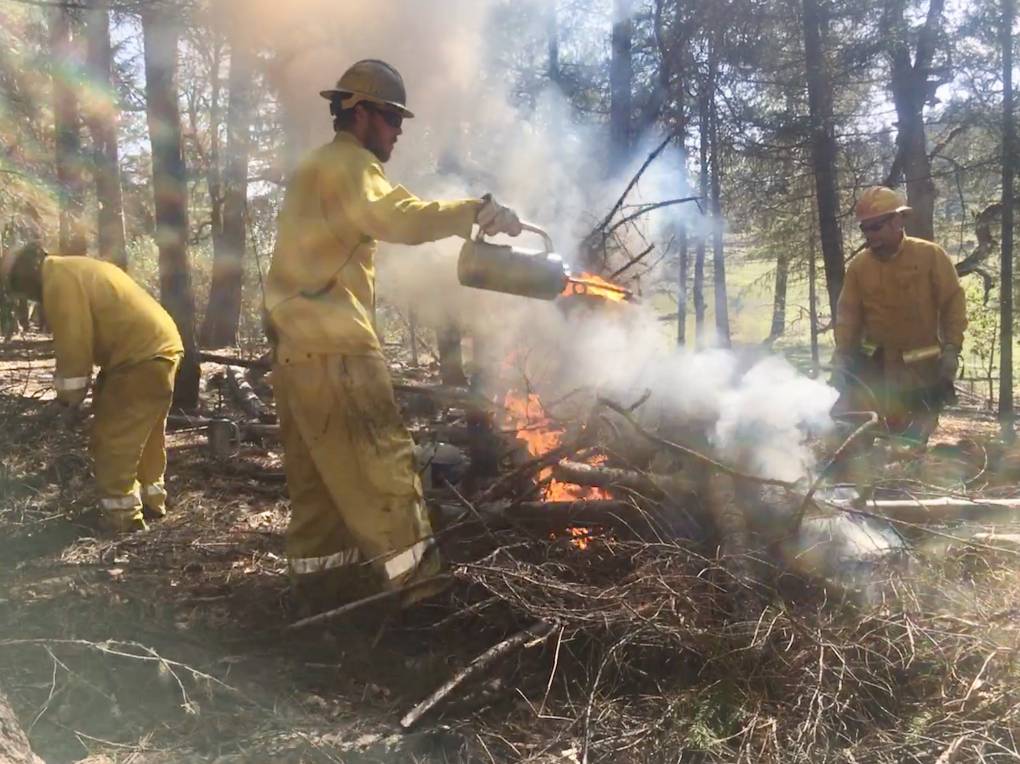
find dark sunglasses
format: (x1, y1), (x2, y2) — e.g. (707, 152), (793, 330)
(859, 214), (895, 234)
(366, 104), (403, 129)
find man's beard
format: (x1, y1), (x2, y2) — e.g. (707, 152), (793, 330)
(366, 133), (391, 163)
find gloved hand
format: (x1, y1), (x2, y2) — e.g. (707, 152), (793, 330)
(939, 344), (960, 382)
(476, 194), (522, 237)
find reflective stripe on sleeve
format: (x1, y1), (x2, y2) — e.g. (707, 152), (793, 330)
(383, 539), (432, 581)
(288, 548), (360, 575)
(54, 375), (89, 392)
(100, 494), (141, 510)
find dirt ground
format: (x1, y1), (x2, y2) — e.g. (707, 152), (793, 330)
(2, 337), (1018, 763)
(0, 341), (521, 764)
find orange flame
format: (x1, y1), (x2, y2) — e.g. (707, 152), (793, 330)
(562, 272), (629, 302)
(502, 390), (610, 507)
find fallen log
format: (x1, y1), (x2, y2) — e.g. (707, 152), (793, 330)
(551, 460), (698, 497)
(858, 497), (1020, 524)
(400, 620), (556, 730)
(224, 365), (273, 422)
(0, 689), (42, 764)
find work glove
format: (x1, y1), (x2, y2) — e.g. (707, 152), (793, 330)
(939, 344), (960, 383)
(476, 194), (523, 237)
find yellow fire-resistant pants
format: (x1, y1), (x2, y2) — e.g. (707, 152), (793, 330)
(91, 356), (179, 530)
(272, 353), (440, 608)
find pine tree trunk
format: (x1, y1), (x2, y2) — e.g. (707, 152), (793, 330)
(51, 5), (87, 256)
(808, 212), (820, 370)
(609, 0), (634, 168)
(677, 224), (688, 346)
(694, 89), (710, 347)
(769, 254), (789, 342)
(999, 0), (1015, 429)
(143, 9), (200, 410)
(801, 0), (845, 321)
(547, 2), (560, 85)
(882, 0), (945, 242)
(709, 91), (729, 346)
(84, 7), (127, 269)
(201, 28), (255, 348)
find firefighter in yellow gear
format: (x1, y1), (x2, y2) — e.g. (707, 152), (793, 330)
(0, 243), (184, 532)
(833, 187), (967, 443)
(265, 59), (522, 610)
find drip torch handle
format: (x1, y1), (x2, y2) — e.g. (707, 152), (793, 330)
(476, 220), (554, 254)
(518, 222), (555, 254)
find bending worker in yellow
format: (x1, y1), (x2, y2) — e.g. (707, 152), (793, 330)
(0, 243), (183, 531)
(264, 59), (522, 610)
(833, 186), (967, 444)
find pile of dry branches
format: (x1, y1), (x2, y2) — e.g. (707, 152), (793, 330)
(386, 397), (1020, 762)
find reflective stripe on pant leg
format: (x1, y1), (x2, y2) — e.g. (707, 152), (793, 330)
(100, 491), (144, 528)
(54, 375), (90, 392)
(383, 538), (435, 581)
(101, 493), (141, 510)
(140, 482), (167, 516)
(289, 547), (361, 576)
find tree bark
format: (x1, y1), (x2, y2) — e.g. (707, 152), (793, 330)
(881, 0), (946, 242)
(609, 0), (634, 169)
(769, 254), (790, 342)
(694, 89), (709, 346)
(677, 224), (688, 346)
(801, 0), (845, 321)
(84, 6), (127, 269)
(201, 26), (255, 348)
(51, 4), (88, 255)
(143, 9), (200, 410)
(709, 89), (729, 346)
(999, 0), (1015, 431)
(0, 689), (42, 764)
(547, 2), (560, 85)
(808, 209), (820, 370)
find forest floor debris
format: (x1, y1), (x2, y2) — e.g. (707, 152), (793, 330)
(1, 340), (1019, 762)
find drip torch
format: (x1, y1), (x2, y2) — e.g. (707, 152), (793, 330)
(457, 223), (632, 301)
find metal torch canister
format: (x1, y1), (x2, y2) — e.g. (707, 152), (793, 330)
(457, 222), (570, 300)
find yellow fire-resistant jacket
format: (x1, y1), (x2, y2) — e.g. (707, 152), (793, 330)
(264, 132), (481, 359)
(42, 256), (184, 405)
(835, 235), (967, 363)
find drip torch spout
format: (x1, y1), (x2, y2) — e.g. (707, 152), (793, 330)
(563, 277), (635, 302)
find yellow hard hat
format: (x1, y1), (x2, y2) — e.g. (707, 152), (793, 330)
(319, 59), (415, 118)
(855, 186), (911, 223)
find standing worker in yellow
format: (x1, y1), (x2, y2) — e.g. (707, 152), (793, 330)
(0, 243), (184, 532)
(833, 186), (967, 444)
(264, 59), (522, 610)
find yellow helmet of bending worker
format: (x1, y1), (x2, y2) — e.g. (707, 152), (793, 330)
(319, 59), (415, 119)
(855, 186), (912, 223)
(0, 241), (46, 299)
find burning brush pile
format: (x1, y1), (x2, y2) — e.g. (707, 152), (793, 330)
(325, 278), (1020, 761)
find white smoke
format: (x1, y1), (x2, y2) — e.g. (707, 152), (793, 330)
(248, 0), (836, 481)
(496, 304), (838, 482)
